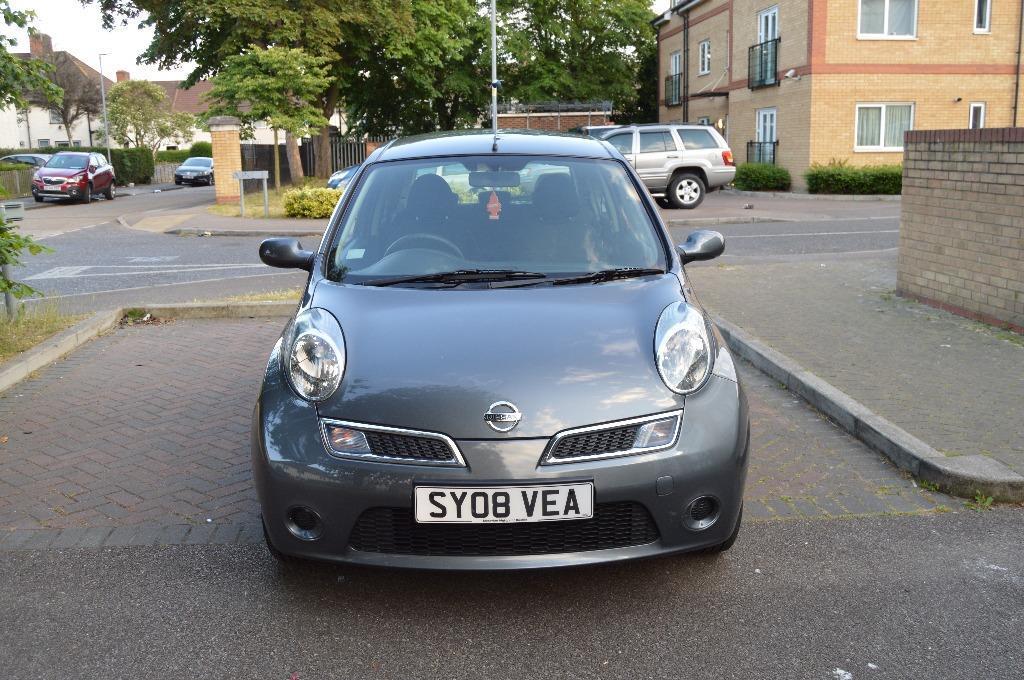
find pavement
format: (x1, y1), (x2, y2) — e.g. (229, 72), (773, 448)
(0, 320), (1020, 677)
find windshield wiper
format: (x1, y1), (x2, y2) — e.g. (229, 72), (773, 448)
(549, 267), (666, 286)
(361, 269), (549, 287)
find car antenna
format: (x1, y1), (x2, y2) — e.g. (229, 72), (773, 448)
(489, 0), (500, 152)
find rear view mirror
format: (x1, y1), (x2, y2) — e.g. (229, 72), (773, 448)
(469, 171), (520, 188)
(259, 237), (315, 271)
(677, 230), (725, 264)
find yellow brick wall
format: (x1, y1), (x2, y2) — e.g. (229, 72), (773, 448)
(824, 0), (1020, 65)
(732, 76), (814, 187)
(731, 0), (810, 76)
(810, 74), (1020, 168)
(211, 127), (242, 204)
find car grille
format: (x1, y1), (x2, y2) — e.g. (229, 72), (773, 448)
(548, 424), (640, 461)
(348, 502), (659, 556)
(43, 177), (66, 185)
(361, 430), (456, 463)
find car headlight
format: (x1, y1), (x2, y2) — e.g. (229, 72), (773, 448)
(283, 308), (345, 401)
(655, 302), (714, 394)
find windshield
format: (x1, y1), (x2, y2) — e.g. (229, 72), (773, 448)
(183, 157), (212, 167)
(45, 155), (87, 170)
(326, 155), (666, 285)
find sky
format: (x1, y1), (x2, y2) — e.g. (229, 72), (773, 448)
(8, 0), (673, 82)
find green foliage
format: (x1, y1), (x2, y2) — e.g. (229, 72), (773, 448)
(965, 492), (994, 512)
(282, 187), (342, 218)
(156, 149), (191, 163)
(0, 3), (62, 111)
(207, 46), (330, 137)
(804, 164), (902, 194)
(733, 163), (792, 192)
(0, 221), (52, 299)
(106, 80), (195, 154)
(189, 141), (212, 157)
(0, 162), (27, 171)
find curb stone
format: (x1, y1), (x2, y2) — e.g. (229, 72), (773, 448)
(714, 316), (1024, 502)
(665, 216), (790, 227)
(721, 188), (902, 202)
(166, 227), (325, 238)
(0, 301), (295, 395)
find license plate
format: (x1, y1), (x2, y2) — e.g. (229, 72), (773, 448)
(414, 483), (594, 524)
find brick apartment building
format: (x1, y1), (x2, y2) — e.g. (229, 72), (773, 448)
(654, 0), (1024, 188)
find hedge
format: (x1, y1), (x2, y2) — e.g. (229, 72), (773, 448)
(282, 187), (342, 218)
(804, 164), (902, 194)
(0, 146), (155, 185)
(189, 141), (213, 157)
(156, 149), (191, 163)
(733, 162), (792, 192)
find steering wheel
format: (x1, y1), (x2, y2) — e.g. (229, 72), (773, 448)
(384, 233), (464, 259)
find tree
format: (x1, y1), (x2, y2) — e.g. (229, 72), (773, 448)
(92, 0), (410, 177)
(30, 52), (102, 144)
(105, 80), (195, 155)
(0, 3), (58, 313)
(207, 46), (330, 189)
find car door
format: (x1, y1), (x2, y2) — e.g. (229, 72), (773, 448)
(604, 130), (636, 168)
(634, 129), (678, 190)
(93, 154), (111, 189)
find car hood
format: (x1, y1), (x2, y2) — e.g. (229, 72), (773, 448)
(39, 167), (85, 177)
(311, 275), (685, 439)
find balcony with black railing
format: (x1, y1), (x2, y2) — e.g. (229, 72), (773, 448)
(747, 141), (778, 165)
(664, 73), (682, 107)
(748, 38), (780, 89)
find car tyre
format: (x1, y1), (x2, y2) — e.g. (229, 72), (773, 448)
(32, 192), (43, 203)
(81, 183), (92, 204)
(710, 505), (742, 553)
(668, 173), (705, 210)
(655, 196), (672, 209)
(104, 183), (115, 200)
(262, 516), (302, 564)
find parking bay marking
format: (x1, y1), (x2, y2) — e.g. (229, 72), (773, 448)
(25, 263), (265, 280)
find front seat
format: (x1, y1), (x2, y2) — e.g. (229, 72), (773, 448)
(523, 173), (585, 262)
(384, 173), (460, 254)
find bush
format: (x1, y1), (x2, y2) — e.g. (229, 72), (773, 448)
(282, 187), (342, 218)
(156, 149), (191, 163)
(733, 163), (792, 191)
(189, 141), (213, 157)
(804, 164), (902, 194)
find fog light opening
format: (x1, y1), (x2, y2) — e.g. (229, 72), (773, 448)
(683, 496), (720, 531)
(285, 506), (324, 541)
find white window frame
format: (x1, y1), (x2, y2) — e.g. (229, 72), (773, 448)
(756, 107), (778, 143)
(974, 0), (992, 33)
(758, 6), (779, 43)
(670, 50), (681, 76)
(857, 0), (918, 40)
(698, 40), (711, 75)
(969, 102), (986, 129)
(854, 102), (915, 152)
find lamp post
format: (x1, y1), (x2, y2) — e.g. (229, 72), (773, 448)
(98, 53), (111, 160)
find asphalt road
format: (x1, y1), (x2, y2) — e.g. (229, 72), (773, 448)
(2, 509), (1021, 679)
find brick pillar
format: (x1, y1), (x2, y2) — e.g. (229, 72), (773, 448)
(208, 116), (242, 204)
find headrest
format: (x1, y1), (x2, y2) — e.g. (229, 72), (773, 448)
(532, 173), (579, 220)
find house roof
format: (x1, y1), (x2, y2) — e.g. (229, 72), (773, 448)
(150, 79), (214, 115)
(12, 51), (115, 90)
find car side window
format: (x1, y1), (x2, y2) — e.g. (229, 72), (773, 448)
(638, 131), (674, 153)
(606, 133), (634, 155)
(677, 129), (719, 150)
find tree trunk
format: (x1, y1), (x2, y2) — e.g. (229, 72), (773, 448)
(272, 128), (281, 192)
(314, 82), (340, 178)
(285, 132), (304, 187)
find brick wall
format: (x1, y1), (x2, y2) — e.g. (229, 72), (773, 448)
(899, 128), (1024, 332)
(208, 117), (243, 204)
(497, 112), (613, 132)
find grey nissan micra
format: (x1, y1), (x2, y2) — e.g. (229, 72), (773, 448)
(253, 130), (750, 569)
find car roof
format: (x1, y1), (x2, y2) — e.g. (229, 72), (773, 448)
(373, 129), (617, 162)
(53, 151), (90, 156)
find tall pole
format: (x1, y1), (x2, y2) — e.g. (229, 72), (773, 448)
(98, 53), (112, 160)
(490, 0), (498, 138)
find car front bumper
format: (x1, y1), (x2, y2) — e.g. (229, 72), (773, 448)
(253, 353), (749, 570)
(33, 183), (85, 197)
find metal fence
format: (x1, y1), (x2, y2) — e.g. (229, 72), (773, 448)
(0, 167), (36, 198)
(664, 74), (682, 107)
(747, 141), (778, 164)
(748, 38), (780, 89)
(153, 162), (177, 184)
(299, 136), (385, 176)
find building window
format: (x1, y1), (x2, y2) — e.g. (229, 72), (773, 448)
(37, 138), (51, 147)
(55, 140), (70, 147)
(698, 40), (711, 75)
(975, 0), (991, 32)
(969, 102), (986, 129)
(855, 103), (914, 150)
(859, 0), (917, 38)
(697, 116), (711, 125)
(49, 109), (62, 124)
(72, 140), (82, 147)
(670, 51), (681, 76)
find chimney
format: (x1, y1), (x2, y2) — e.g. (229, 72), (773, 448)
(116, 70), (130, 82)
(28, 33), (53, 57)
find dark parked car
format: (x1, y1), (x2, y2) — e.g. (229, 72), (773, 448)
(327, 164), (360, 190)
(253, 130), (748, 570)
(31, 151), (115, 203)
(1, 153), (51, 168)
(173, 157), (214, 185)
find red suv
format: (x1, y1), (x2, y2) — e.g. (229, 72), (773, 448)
(31, 151), (115, 204)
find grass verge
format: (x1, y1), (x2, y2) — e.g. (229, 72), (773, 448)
(208, 288), (303, 303)
(205, 179), (324, 219)
(0, 304), (86, 364)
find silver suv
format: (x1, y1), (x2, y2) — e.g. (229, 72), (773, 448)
(601, 124), (735, 209)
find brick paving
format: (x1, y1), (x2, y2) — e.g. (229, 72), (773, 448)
(0, 317), (946, 550)
(689, 256), (1024, 475)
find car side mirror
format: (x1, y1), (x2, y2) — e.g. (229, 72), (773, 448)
(677, 229), (725, 264)
(88, 165), (97, 172)
(259, 237), (315, 271)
